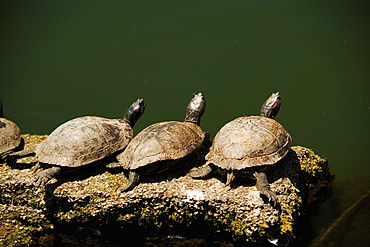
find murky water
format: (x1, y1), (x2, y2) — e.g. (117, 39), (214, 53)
(1, 1), (369, 246)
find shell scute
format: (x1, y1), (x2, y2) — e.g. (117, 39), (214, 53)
(118, 121), (205, 170)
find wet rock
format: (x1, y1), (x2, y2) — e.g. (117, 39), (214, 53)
(0, 134), (333, 246)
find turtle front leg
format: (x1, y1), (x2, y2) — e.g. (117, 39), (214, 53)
(33, 166), (61, 187)
(121, 170), (141, 192)
(254, 171), (278, 207)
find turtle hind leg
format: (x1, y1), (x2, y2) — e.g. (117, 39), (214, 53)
(8, 148), (36, 158)
(225, 170), (235, 186)
(188, 164), (213, 179)
(121, 170), (141, 192)
(33, 166), (61, 187)
(254, 171), (278, 207)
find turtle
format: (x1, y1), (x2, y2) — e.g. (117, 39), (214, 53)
(117, 92), (206, 192)
(0, 98), (23, 162)
(24, 98), (146, 186)
(189, 92), (291, 206)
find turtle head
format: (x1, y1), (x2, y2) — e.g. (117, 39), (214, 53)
(184, 92), (206, 125)
(260, 92), (282, 119)
(123, 98), (146, 127)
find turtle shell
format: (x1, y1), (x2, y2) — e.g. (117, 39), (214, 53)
(36, 116), (133, 167)
(206, 116), (291, 170)
(0, 118), (21, 155)
(117, 121), (205, 170)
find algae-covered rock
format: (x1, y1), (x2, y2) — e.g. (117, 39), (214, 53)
(0, 134), (47, 209)
(0, 134), (333, 246)
(0, 204), (53, 247)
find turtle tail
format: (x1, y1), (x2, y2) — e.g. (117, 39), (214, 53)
(33, 166), (61, 187)
(121, 170), (141, 192)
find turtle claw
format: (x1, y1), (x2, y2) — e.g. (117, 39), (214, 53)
(31, 167), (61, 187)
(260, 189), (278, 207)
(254, 171), (278, 207)
(32, 174), (51, 187)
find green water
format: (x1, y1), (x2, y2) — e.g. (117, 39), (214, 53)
(0, 0), (369, 245)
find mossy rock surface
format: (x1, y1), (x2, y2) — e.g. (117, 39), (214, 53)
(0, 134), (333, 246)
(0, 204), (53, 247)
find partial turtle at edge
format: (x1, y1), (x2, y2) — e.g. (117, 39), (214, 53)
(0, 98), (23, 162)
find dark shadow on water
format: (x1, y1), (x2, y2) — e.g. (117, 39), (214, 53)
(47, 225), (281, 247)
(293, 176), (370, 247)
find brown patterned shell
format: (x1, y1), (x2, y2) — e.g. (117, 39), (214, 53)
(117, 121), (205, 170)
(36, 116), (133, 167)
(206, 116), (291, 170)
(0, 118), (21, 155)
